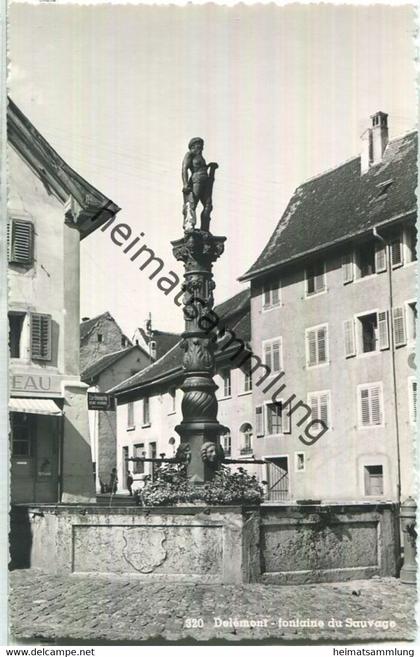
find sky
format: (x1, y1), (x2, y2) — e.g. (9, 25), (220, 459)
(8, 3), (417, 338)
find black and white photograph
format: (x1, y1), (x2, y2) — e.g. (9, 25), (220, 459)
(3, 0), (418, 650)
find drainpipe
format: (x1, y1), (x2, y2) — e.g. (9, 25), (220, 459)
(373, 226), (401, 503)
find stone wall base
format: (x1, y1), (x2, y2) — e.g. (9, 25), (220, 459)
(10, 503), (401, 584)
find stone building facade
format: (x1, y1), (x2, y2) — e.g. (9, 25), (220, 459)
(81, 345), (151, 492)
(80, 311), (132, 372)
(7, 98), (120, 503)
(239, 112), (417, 504)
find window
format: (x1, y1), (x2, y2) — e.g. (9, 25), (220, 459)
(263, 280), (281, 309)
(30, 313), (51, 360)
(306, 325), (328, 367)
(127, 402), (135, 429)
(133, 443), (145, 475)
(359, 313), (377, 352)
(256, 406), (264, 437)
(11, 414), (32, 456)
(359, 383), (383, 427)
(169, 388), (176, 413)
(149, 442), (158, 480)
(409, 378), (417, 426)
(393, 307), (407, 347)
(222, 431), (231, 457)
(243, 369), (253, 393)
(142, 398), (150, 425)
(8, 313), (25, 358)
(407, 303), (417, 342)
(121, 336), (127, 348)
(263, 338), (282, 374)
(266, 402), (291, 435)
(8, 219), (34, 265)
(356, 242), (376, 278)
(308, 391), (330, 426)
(364, 465), (384, 496)
(97, 333), (103, 343)
(306, 262), (326, 296)
(240, 423), (253, 455)
(221, 370), (231, 397)
(295, 452), (305, 472)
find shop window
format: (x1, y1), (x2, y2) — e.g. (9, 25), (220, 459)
(11, 414), (32, 456)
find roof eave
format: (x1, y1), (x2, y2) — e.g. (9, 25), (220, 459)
(238, 209), (416, 282)
(7, 97), (120, 238)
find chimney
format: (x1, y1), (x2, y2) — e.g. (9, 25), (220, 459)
(149, 339), (157, 360)
(361, 111), (389, 173)
(371, 111), (389, 165)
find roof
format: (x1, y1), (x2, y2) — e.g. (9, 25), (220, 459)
(110, 289), (251, 399)
(80, 345), (150, 383)
(138, 328), (180, 360)
(240, 131), (417, 281)
(80, 311), (131, 344)
(7, 97), (120, 239)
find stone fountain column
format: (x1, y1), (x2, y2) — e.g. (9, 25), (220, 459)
(171, 138), (227, 482)
(172, 230), (226, 482)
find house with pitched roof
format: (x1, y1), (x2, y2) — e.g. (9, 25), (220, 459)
(239, 112), (417, 504)
(7, 98), (120, 503)
(80, 311), (132, 372)
(109, 289), (260, 491)
(81, 344), (152, 492)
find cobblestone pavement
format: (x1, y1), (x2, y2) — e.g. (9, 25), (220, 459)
(9, 570), (416, 644)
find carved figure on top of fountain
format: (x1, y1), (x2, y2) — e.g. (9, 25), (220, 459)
(182, 138), (218, 233)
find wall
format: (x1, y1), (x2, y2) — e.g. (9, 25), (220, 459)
(10, 502), (400, 584)
(260, 503), (400, 584)
(8, 143), (95, 503)
(90, 349), (151, 491)
(10, 505), (260, 584)
(80, 314), (129, 372)
(250, 233), (415, 503)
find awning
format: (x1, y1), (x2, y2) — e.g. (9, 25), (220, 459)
(9, 398), (63, 416)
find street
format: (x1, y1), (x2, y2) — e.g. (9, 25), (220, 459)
(9, 570), (416, 644)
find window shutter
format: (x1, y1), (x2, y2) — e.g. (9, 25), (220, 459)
(317, 327), (327, 363)
(308, 394), (318, 420)
(360, 388), (371, 426)
(370, 386), (382, 425)
(30, 313), (51, 360)
(307, 330), (317, 366)
(342, 253), (354, 284)
(391, 239), (403, 267)
(263, 285), (270, 308)
(271, 283), (280, 306)
(410, 380), (417, 424)
(377, 311), (389, 350)
(375, 245), (387, 273)
(315, 269), (325, 293)
(264, 344), (272, 370)
(393, 307), (407, 347)
(344, 319), (356, 357)
(282, 402), (292, 434)
(10, 220), (34, 265)
(272, 341), (280, 372)
(319, 393), (329, 426)
(256, 406), (264, 436)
